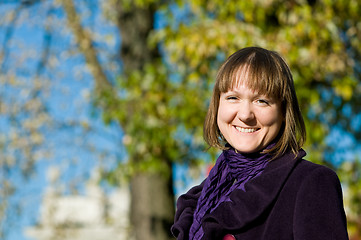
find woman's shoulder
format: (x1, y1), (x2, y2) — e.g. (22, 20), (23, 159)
(264, 149), (341, 190)
(296, 158), (339, 179)
(289, 158), (343, 193)
(269, 148), (339, 180)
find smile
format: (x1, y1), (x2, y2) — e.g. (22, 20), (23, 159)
(235, 126), (259, 133)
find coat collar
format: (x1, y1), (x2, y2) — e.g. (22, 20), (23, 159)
(201, 149), (306, 238)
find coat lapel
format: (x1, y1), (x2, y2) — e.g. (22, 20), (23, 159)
(201, 149), (306, 238)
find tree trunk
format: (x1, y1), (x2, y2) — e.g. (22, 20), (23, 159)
(130, 162), (175, 240)
(115, 2), (175, 240)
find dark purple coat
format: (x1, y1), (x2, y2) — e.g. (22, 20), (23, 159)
(172, 149), (349, 240)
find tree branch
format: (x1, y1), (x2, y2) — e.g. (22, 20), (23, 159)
(35, 5), (54, 76)
(0, 4), (23, 74)
(61, 0), (113, 95)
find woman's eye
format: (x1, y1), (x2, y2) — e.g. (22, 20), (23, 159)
(226, 96), (238, 100)
(255, 99), (269, 105)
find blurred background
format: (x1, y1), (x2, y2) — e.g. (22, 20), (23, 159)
(0, 0), (361, 239)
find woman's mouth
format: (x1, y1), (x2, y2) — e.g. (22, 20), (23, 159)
(234, 126), (259, 133)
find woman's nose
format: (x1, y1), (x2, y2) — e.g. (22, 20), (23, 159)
(236, 102), (255, 122)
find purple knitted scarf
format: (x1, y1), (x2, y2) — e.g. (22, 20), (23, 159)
(188, 145), (272, 240)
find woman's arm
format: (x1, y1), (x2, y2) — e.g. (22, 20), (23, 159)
(293, 166), (349, 240)
(171, 180), (205, 240)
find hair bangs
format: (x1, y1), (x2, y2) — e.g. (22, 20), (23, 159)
(216, 52), (286, 101)
(242, 57), (286, 101)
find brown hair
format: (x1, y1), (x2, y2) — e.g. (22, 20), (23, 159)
(203, 47), (306, 157)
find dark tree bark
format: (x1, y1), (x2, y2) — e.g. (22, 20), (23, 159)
(130, 163), (175, 240)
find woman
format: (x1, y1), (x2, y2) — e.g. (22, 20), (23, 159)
(171, 47), (348, 240)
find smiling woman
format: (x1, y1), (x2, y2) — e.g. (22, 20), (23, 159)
(171, 47), (349, 240)
(217, 84), (283, 154)
(204, 47), (305, 158)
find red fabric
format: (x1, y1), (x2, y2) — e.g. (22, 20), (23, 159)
(223, 234), (236, 240)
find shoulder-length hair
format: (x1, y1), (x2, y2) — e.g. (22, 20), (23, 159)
(204, 47), (306, 158)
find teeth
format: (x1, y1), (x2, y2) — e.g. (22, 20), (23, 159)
(235, 127), (257, 133)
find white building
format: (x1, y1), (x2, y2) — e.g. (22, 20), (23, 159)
(25, 169), (131, 240)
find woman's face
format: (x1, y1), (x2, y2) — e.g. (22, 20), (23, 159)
(217, 81), (284, 154)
